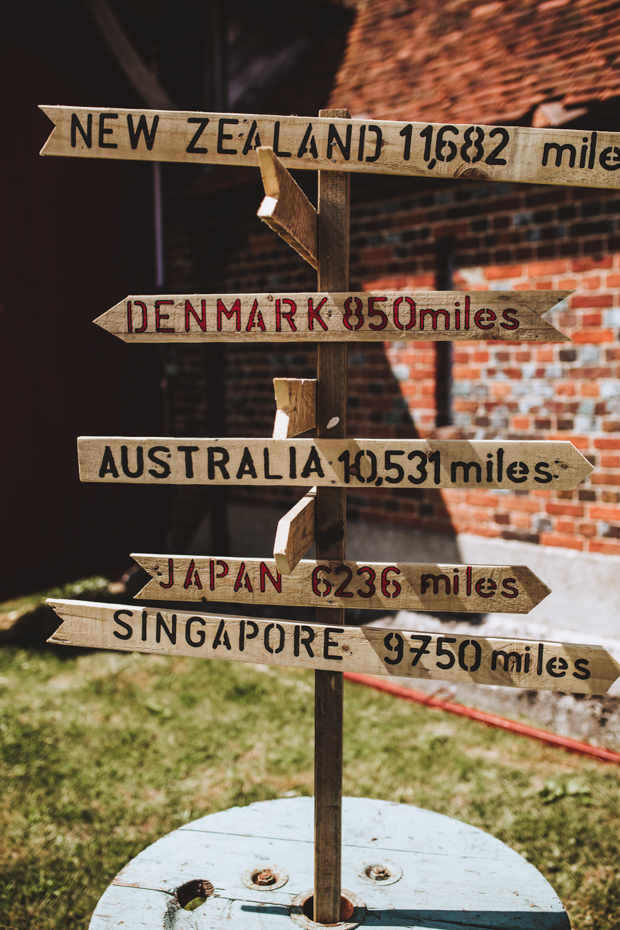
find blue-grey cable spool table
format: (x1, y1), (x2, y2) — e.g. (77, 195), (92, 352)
(89, 796), (570, 929)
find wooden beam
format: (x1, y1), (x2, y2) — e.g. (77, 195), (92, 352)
(77, 437), (595, 491)
(132, 554), (551, 613)
(94, 291), (572, 343)
(257, 147), (318, 269)
(40, 105), (620, 191)
(272, 490), (316, 575)
(47, 600), (620, 695)
(313, 106), (350, 926)
(273, 378), (317, 439)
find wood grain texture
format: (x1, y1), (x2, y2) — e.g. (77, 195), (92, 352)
(273, 378), (317, 439)
(94, 291), (571, 343)
(47, 599), (620, 694)
(257, 147), (318, 269)
(40, 105), (620, 190)
(272, 490), (316, 574)
(132, 554), (551, 613)
(314, 107), (350, 925)
(88, 797), (570, 930)
(78, 437), (594, 490)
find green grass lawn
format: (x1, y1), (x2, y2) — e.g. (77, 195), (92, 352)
(1, 642), (619, 930)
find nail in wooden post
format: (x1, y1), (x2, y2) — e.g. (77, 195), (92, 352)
(314, 108), (350, 925)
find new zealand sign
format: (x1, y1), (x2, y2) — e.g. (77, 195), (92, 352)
(40, 106), (620, 189)
(47, 600), (620, 695)
(78, 438), (593, 491)
(95, 291), (570, 343)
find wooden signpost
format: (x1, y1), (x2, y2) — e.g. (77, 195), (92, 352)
(78, 436), (593, 490)
(94, 289), (570, 342)
(41, 105), (620, 190)
(131, 555), (551, 614)
(41, 97), (620, 929)
(48, 599), (620, 696)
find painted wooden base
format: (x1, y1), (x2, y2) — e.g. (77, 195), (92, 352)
(89, 796), (570, 929)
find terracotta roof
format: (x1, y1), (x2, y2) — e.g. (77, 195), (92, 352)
(328, 0), (620, 125)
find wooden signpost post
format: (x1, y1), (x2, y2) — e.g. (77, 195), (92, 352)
(40, 102), (620, 928)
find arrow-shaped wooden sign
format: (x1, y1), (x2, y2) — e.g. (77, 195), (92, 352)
(78, 438), (593, 491)
(93, 291), (570, 343)
(132, 554), (550, 614)
(47, 600), (620, 694)
(40, 106), (620, 190)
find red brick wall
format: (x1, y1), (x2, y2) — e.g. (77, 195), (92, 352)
(166, 173), (620, 555)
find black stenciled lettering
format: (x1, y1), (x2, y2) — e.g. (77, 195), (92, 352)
(435, 125), (458, 162)
(534, 462), (553, 483)
(327, 123), (352, 160)
(127, 114), (159, 150)
(573, 658), (591, 680)
(485, 127), (509, 165)
(458, 639), (482, 672)
(148, 446), (171, 479)
(492, 649), (522, 672)
(98, 113), (118, 148)
(435, 637), (456, 669)
(542, 142), (576, 168)
(264, 448), (283, 480)
(297, 123), (319, 158)
(113, 609), (133, 640)
(384, 450), (405, 484)
(323, 627), (343, 660)
(99, 446), (119, 478)
(451, 460), (482, 484)
(264, 623), (285, 654)
(242, 120), (262, 155)
(208, 447), (230, 480)
(178, 445), (199, 479)
(239, 619), (259, 652)
(507, 461), (529, 483)
(366, 125), (382, 162)
(301, 447), (324, 479)
(141, 610), (148, 641)
(217, 118), (239, 155)
(71, 113), (92, 148)
(294, 625), (315, 657)
(384, 632), (404, 665)
(156, 612), (177, 644)
(121, 445), (144, 478)
(236, 448), (258, 479)
(212, 619), (232, 650)
(272, 121), (291, 157)
(186, 117), (209, 154)
(546, 656), (568, 678)
(185, 617), (206, 647)
(409, 634), (432, 666)
(600, 146), (620, 171)
(408, 450), (428, 485)
(399, 124), (413, 160)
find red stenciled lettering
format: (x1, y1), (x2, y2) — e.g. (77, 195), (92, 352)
(276, 298), (297, 331)
(260, 562), (282, 593)
(155, 300), (174, 333)
(217, 299), (241, 331)
(233, 563), (253, 592)
(420, 308), (450, 331)
(343, 296), (364, 331)
(185, 299), (207, 332)
(130, 300), (148, 334)
(160, 558), (174, 589)
(183, 559), (203, 589)
(501, 308), (519, 330)
(246, 299), (266, 332)
(475, 578), (497, 598)
(501, 578), (519, 598)
(308, 297), (328, 331)
(368, 296), (388, 330)
(393, 297), (416, 330)
(381, 566), (402, 598)
(474, 308), (496, 330)
(312, 565), (332, 597)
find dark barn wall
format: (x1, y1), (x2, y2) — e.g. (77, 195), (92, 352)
(0, 3), (166, 599)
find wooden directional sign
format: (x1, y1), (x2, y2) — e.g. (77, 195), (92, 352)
(273, 491), (316, 574)
(257, 147), (317, 269)
(133, 555), (550, 615)
(273, 378), (317, 439)
(47, 600), (620, 694)
(79, 438), (593, 491)
(41, 106), (620, 190)
(94, 291), (570, 343)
